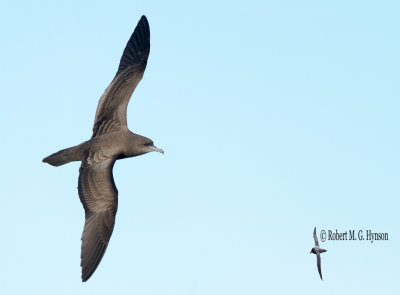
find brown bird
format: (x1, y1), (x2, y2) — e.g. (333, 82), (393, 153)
(310, 227), (327, 280)
(43, 15), (163, 282)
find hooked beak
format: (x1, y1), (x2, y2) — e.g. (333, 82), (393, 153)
(148, 145), (164, 154)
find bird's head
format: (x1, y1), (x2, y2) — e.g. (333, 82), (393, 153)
(127, 133), (164, 157)
(141, 138), (164, 155)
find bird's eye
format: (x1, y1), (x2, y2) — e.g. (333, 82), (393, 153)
(144, 142), (150, 146)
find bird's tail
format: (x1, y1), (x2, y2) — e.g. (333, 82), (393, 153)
(43, 141), (89, 167)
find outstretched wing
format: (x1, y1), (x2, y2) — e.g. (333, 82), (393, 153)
(78, 152), (118, 282)
(92, 15), (150, 138)
(316, 253), (323, 280)
(313, 227), (319, 247)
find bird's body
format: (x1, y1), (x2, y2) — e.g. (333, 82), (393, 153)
(43, 15), (163, 282)
(310, 227), (327, 280)
(310, 247), (327, 255)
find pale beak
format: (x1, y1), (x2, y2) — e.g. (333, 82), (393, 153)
(149, 145), (164, 154)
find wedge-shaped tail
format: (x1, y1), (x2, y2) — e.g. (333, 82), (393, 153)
(43, 142), (89, 167)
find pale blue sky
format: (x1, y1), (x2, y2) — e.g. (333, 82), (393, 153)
(1, 1), (399, 294)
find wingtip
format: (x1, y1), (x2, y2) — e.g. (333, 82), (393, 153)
(82, 277), (90, 283)
(139, 15), (149, 26)
(80, 266), (88, 282)
(115, 14), (150, 76)
(81, 268), (92, 282)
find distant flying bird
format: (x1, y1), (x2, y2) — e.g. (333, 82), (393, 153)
(310, 227), (327, 280)
(43, 15), (163, 282)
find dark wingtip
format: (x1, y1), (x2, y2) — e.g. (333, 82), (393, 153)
(116, 15), (150, 76)
(139, 15), (149, 28)
(81, 268), (94, 282)
(82, 277), (87, 283)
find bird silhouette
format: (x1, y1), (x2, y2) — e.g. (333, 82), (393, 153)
(310, 227), (327, 280)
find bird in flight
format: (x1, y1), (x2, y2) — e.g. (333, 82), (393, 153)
(43, 15), (163, 282)
(310, 227), (327, 280)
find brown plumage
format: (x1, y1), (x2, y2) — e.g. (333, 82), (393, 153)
(43, 15), (163, 282)
(310, 227), (327, 280)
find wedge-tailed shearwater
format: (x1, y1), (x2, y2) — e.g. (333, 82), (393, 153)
(43, 15), (163, 282)
(310, 227), (327, 280)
